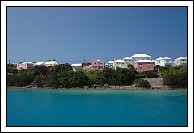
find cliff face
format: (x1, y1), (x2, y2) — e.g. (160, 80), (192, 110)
(142, 78), (163, 88)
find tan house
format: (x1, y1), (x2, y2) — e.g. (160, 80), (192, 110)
(113, 59), (128, 69)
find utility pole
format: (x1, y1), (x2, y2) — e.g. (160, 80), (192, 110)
(84, 56), (85, 63)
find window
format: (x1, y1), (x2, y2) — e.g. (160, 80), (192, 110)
(122, 63), (124, 64)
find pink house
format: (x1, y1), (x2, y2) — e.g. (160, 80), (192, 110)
(16, 62), (34, 70)
(83, 65), (92, 70)
(91, 60), (105, 70)
(82, 60), (106, 70)
(134, 60), (155, 72)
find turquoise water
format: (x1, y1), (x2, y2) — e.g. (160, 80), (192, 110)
(7, 88), (187, 126)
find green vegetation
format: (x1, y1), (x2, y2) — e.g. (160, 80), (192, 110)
(7, 64), (137, 88)
(138, 70), (159, 78)
(7, 64), (187, 89)
(161, 66), (187, 88)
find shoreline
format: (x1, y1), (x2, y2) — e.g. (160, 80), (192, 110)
(7, 86), (187, 90)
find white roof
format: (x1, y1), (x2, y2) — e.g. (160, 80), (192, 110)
(155, 57), (164, 60)
(163, 57), (172, 60)
(21, 62), (34, 64)
(137, 60), (155, 63)
(114, 59), (126, 63)
(34, 62), (45, 65)
(123, 57), (132, 60)
(131, 54), (151, 58)
(155, 57), (172, 60)
(175, 57), (187, 60)
(71, 64), (82, 67)
(44, 61), (58, 65)
(108, 61), (114, 63)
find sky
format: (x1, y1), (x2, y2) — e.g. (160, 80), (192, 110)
(7, 7), (187, 64)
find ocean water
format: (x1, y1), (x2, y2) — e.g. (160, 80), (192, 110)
(7, 88), (187, 126)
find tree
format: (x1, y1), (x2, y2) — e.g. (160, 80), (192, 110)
(13, 72), (34, 87)
(43, 71), (58, 88)
(34, 76), (43, 87)
(69, 71), (89, 87)
(138, 70), (159, 78)
(116, 67), (138, 85)
(34, 66), (49, 76)
(86, 70), (104, 85)
(161, 66), (187, 88)
(58, 70), (74, 88)
(7, 64), (18, 74)
(102, 68), (118, 85)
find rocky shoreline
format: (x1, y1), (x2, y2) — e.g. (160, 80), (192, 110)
(8, 86), (187, 90)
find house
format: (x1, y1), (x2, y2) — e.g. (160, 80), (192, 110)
(34, 61), (45, 66)
(155, 57), (163, 66)
(122, 57), (133, 65)
(43, 61), (58, 67)
(113, 59), (127, 69)
(130, 54), (152, 65)
(107, 61), (114, 68)
(155, 57), (173, 67)
(16, 62), (34, 70)
(71, 63), (82, 71)
(105, 63), (109, 67)
(83, 65), (92, 70)
(174, 57), (187, 66)
(134, 60), (155, 72)
(91, 60), (106, 70)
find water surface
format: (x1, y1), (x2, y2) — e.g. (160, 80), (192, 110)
(7, 88), (187, 126)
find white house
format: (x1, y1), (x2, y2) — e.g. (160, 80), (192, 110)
(34, 61), (45, 66)
(130, 54), (152, 65)
(108, 61), (114, 68)
(71, 63), (82, 71)
(155, 57), (173, 67)
(43, 61), (58, 67)
(155, 57), (163, 66)
(122, 57), (133, 65)
(113, 59), (128, 69)
(174, 57), (187, 66)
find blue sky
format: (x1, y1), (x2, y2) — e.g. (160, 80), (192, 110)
(7, 7), (187, 64)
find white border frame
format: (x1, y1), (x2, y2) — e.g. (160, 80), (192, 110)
(1, 1), (193, 132)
